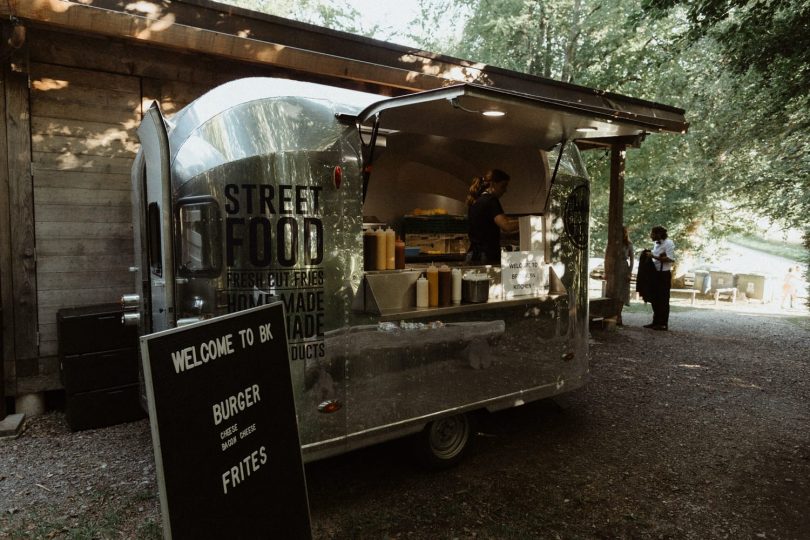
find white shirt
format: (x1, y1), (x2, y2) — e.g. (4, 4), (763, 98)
(652, 238), (675, 271)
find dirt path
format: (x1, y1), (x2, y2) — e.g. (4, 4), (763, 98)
(2, 303), (809, 539)
(307, 304), (810, 539)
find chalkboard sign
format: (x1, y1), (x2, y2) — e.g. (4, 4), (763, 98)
(140, 303), (311, 539)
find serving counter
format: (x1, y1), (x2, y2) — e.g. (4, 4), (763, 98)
(354, 263), (558, 319)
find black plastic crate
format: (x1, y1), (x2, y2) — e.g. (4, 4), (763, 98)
(65, 384), (146, 431)
(61, 347), (139, 395)
(57, 303), (137, 356)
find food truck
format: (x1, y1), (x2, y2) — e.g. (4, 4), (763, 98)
(124, 76), (642, 466)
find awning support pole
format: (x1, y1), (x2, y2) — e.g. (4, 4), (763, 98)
(543, 139), (567, 212)
(361, 114), (381, 203)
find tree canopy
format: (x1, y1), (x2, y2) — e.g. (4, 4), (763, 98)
(217, 0), (809, 259)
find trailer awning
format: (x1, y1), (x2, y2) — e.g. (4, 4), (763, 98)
(357, 84), (688, 150)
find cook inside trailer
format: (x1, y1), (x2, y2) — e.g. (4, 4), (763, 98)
(128, 78), (654, 466)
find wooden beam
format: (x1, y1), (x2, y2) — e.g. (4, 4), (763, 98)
(603, 144), (627, 310)
(0, 67), (12, 403)
(575, 134), (645, 151)
(5, 65), (39, 365)
(19, 0), (447, 93)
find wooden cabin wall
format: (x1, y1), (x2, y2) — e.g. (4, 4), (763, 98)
(30, 61), (140, 358)
(3, 26), (397, 395)
(23, 29), (242, 382)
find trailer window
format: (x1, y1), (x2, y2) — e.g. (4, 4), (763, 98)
(178, 201), (221, 277)
(147, 202), (162, 277)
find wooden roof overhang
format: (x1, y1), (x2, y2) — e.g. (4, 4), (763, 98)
(10, 0), (689, 147)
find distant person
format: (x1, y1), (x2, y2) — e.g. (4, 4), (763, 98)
(642, 226), (675, 331)
(611, 226), (634, 326)
(466, 169), (519, 264)
(621, 226), (634, 307)
(781, 266), (800, 309)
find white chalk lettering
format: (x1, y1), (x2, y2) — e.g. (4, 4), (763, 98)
(239, 423), (256, 439)
(212, 384), (262, 426)
(259, 322), (273, 343)
(200, 334), (235, 362)
(170, 334), (235, 374)
(221, 446), (269, 494)
(238, 327), (254, 348)
(171, 346), (199, 373)
(220, 423), (238, 439)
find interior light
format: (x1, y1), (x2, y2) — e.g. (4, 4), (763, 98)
(576, 126), (598, 133)
(482, 110), (506, 117)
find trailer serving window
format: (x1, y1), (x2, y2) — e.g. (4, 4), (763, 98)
(177, 199), (222, 277)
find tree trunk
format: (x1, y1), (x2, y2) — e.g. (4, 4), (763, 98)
(604, 144), (627, 317)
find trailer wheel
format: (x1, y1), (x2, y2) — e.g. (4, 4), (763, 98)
(414, 413), (475, 469)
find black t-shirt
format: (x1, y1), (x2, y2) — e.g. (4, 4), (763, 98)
(468, 193), (504, 263)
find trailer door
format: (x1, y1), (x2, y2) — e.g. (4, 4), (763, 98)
(137, 103), (175, 331)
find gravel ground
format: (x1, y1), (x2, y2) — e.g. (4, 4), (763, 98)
(1, 298), (809, 539)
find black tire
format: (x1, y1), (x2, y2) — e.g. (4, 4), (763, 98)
(413, 413), (475, 469)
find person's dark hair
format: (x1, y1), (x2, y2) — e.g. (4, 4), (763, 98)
(466, 169), (510, 206)
(651, 225), (668, 240)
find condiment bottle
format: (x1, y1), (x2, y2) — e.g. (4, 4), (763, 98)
(451, 268), (462, 304)
(416, 275), (429, 308)
(385, 228), (396, 270)
(438, 265), (452, 306)
(426, 263), (439, 307)
(374, 227), (386, 270)
(395, 236), (405, 269)
(363, 229), (375, 270)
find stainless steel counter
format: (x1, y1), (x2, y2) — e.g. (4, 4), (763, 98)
(378, 293), (564, 321)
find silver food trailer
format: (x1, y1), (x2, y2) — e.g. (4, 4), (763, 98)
(125, 77), (638, 466)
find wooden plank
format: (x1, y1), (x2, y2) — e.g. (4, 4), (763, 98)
(37, 237), (134, 260)
(0, 67), (15, 395)
(32, 152), (133, 175)
(6, 67), (38, 362)
(30, 28), (274, 88)
(36, 204), (132, 223)
(30, 62), (142, 95)
(21, 4), (443, 93)
(37, 237), (134, 256)
(37, 287), (130, 308)
(141, 78), (211, 117)
(31, 94), (138, 125)
(16, 366), (63, 392)
(32, 116), (136, 142)
(37, 323), (56, 343)
(34, 169), (130, 190)
(36, 222), (133, 239)
(34, 185), (132, 206)
(38, 271), (134, 291)
(37, 255), (133, 273)
(32, 133), (138, 160)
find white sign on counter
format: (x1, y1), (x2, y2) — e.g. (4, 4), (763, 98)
(501, 251), (545, 298)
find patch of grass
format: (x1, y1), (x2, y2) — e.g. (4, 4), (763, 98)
(785, 316), (810, 332)
(2, 490), (162, 540)
(729, 234), (806, 261)
(136, 518), (163, 539)
(622, 302), (695, 314)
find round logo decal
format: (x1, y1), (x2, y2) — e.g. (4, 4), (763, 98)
(563, 184), (589, 250)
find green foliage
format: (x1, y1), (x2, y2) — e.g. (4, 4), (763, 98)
(216, 0), (809, 260)
(637, 0), (810, 231)
(218, 0), (297, 17)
